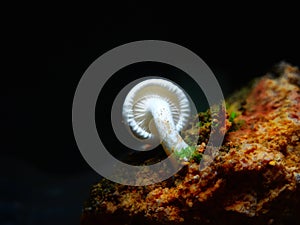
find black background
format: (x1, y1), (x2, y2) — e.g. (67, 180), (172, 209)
(1, 4), (299, 225)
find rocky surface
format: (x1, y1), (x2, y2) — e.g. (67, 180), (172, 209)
(81, 63), (300, 225)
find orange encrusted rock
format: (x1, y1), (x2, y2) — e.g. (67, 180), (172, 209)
(81, 63), (300, 225)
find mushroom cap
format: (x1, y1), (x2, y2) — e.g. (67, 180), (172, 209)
(123, 78), (190, 139)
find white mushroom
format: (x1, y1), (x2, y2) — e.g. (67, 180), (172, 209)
(122, 78), (191, 155)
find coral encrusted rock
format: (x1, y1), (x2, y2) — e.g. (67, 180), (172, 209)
(81, 63), (300, 225)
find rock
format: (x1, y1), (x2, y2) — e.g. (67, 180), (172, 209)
(81, 63), (300, 225)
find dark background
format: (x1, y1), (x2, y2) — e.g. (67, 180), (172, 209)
(1, 4), (299, 225)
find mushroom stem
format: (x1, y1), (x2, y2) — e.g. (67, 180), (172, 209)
(147, 98), (189, 154)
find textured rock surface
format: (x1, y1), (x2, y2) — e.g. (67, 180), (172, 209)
(81, 63), (300, 225)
